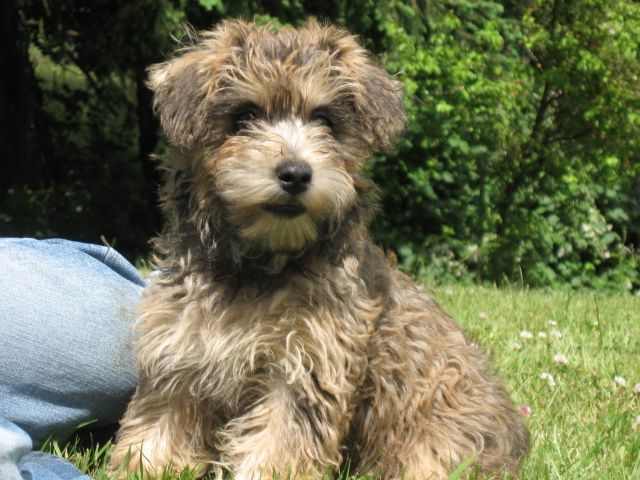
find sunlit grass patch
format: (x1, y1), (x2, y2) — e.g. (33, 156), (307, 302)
(431, 283), (640, 479)
(49, 284), (640, 479)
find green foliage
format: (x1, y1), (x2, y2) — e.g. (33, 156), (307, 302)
(3, 0), (639, 289)
(358, 0), (640, 291)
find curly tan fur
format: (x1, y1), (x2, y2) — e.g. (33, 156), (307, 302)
(110, 19), (529, 480)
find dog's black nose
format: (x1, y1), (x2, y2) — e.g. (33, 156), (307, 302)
(276, 161), (312, 195)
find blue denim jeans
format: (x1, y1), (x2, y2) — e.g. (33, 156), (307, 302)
(0, 238), (145, 480)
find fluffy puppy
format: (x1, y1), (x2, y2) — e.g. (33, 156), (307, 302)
(110, 19), (529, 480)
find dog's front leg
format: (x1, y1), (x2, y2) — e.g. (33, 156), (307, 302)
(110, 379), (215, 477)
(219, 377), (347, 480)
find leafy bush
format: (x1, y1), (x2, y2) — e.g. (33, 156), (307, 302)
(3, 0), (639, 291)
(360, 0), (640, 292)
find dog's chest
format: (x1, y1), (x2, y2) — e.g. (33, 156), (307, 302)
(194, 270), (380, 403)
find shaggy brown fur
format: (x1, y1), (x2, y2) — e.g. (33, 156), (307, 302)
(110, 19), (529, 480)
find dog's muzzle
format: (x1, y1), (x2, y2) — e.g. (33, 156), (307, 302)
(261, 161), (312, 218)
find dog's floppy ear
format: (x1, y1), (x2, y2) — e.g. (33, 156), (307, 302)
(147, 50), (211, 150)
(352, 61), (406, 151)
(314, 22), (407, 151)
(147, 20), (255, 150)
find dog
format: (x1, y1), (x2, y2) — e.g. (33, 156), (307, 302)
(110, 19), (529, 479)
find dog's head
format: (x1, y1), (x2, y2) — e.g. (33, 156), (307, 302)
(150, 19), (405, 255)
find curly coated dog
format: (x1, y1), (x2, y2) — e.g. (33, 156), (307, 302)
(110, 19), (529, 480)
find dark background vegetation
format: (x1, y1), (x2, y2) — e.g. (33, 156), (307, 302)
(2, 0), (639, 291)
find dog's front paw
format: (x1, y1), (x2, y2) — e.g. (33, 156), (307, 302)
(109, 440), (164, 479)
(233, 461), (328, 480)
(109, 432), (210, 479)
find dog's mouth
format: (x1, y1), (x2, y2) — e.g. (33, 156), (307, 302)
(262, 203), (306, 218)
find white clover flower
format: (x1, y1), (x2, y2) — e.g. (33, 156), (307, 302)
(520, 330), (533, 339)
(537, 331), (547, 338)
(479, 311), (489, 319)
(509, 342), (522, 351)
(614, 376), (627, 387)
(548, 320), (558, 327)
(540, 372), (556, 387)
(634, 383), (640, 394)
(553, 354), (568, 365)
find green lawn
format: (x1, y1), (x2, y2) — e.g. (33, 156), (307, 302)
(433, 284), (640, 479)
(50, 284), (640, 479)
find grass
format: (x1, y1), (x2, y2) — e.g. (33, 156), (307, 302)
(46, 283), (640, 479)
(432, 283), (640, 479)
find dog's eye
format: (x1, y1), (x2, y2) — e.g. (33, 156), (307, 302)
(236, 110), (256, 123)
(231, 106), (261, 134)
(311, 112), (334, 131)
